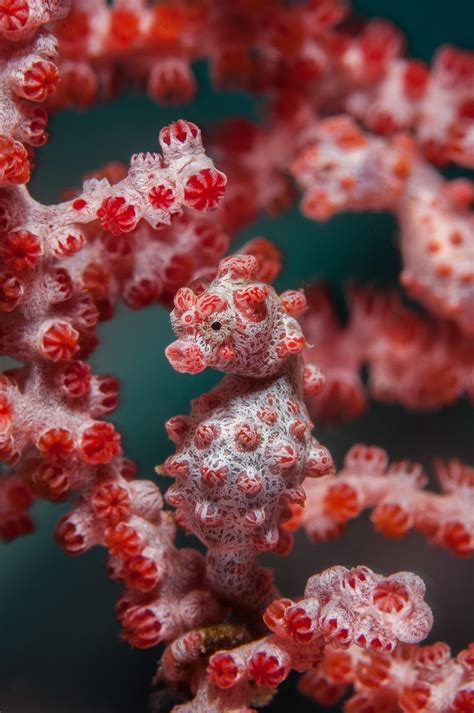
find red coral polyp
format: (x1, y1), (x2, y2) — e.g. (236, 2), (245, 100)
(0, 136), (29, 184)
(78, 422), (121, 464)
(184, 168), (227, 211)
(36, 428), (75, 459)
(249, 650), (289, 687)
(372, 580), (410, 615)
(123, 554), (160, 592)
(97, 196), (138, 235)
(39, 321), (80, 362)
(92, 482), (131, 524)
(1, 228), (42, 269)
(17, 60), (59, 102)
(121, 606), (163, 649)
(207, 653), (241, 688)
(0, 1), (29, 34)
(148, 184), (175, 209)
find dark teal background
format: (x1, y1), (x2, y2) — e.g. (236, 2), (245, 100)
(1, 2), (473, 711)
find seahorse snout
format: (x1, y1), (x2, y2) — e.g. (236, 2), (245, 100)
(165, 340), (207, 374)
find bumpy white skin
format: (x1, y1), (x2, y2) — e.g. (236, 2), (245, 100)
(163, 256), (333, 609)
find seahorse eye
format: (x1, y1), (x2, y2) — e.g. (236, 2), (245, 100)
(211, 321), (222, 331)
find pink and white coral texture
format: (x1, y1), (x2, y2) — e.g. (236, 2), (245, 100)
(0, 1), (473, 712)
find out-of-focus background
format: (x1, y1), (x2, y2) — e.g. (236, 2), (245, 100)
(1, 1), (473, 711)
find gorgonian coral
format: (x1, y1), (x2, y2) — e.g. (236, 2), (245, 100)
(302, 285), (473, 421)
(1, 1), (473, 711)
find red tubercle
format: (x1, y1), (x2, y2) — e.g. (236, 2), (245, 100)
(451, 689), (474, 712)
(280, 290), (307, 315)
(123, 277), (162, 310)
(324, 650), (355, 684)
(235, 423), (262, 451)
(272, 441), (298, 468)
(148, 60), (196, 105)
(162, 454), (190, 477)
(5, 480), (33, 510)
(20, 105), (48, 146)
(298, 671), (346, 706)
(163, 254), (194, 290)
(195, 292), (228, 317)
(90, 375), (119, 417)
(200, 465), (228, 485)
(44, 267), (73, 304)
(321, 615), (351, 647)
(257, 407), (278, 425)
(279, 333), (306, 356)
(194, 423), (219, 448)
(457, 643), (474, 673)
(236, 470), (263, 495)
(458, 98), (474, 120)
(415, 642), (451, 669)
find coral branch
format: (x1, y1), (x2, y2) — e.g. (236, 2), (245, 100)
(61, 161), (280, 315)
(160, 564), (434, 711)
(292, 117), (474, 334)
(0, 0), (70, 185)
(295, 445), (473, 558)
(302, 285), (473, 422)
(0, 118), (227, 643)
(299, 640), (474, 712)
